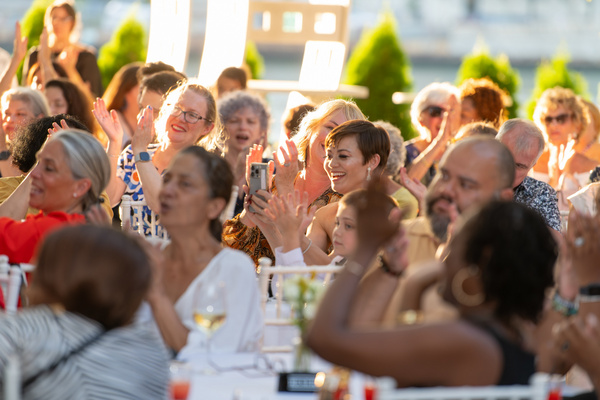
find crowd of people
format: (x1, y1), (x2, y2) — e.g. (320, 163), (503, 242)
(1, 0), (600, 398)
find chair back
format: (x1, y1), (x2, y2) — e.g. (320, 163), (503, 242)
(119, 195), (169, 245)
(376, 373), (550, 400)
(257, 257), (341, 353)
(0, 255), (32, 315)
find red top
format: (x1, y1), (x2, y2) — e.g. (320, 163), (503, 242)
(0, 211), (86, 264)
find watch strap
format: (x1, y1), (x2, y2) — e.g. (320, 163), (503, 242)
(134, 151), (151, 163)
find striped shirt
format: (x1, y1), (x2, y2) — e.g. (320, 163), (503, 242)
(0, 305), (170, 399)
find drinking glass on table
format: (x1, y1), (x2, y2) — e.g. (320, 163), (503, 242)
(169, 361), (191, 400)
(193, 281), (227, 373)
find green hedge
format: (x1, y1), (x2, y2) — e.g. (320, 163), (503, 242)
(17, 0), (52, 83)
(456, 47), (520, 119)
(98, 14), (147, 89)
(526, 53), (589, 118)
(245, 40), (264, 80)
(343, 10), (414, 139)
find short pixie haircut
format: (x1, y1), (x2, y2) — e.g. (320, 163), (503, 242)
(29, 225), (152, 329)
(325, 120), (390, 173)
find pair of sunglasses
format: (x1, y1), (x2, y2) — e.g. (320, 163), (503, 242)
(425, 106), (446, 118)
(544, 113), (572, 125)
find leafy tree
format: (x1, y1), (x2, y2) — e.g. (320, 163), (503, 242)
(343, 10), (414, 139)
(97, 13), (147, 89)
(244, 40), (264, 80)
(17, 0), (52, 82)
(456, 43), (520, 119)
(526, 52), (589, 118)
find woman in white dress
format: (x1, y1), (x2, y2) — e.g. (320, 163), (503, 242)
(147, 145), (263, 356)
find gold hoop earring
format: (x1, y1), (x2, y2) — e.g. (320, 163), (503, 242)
(366, 166), (372, 181)
(451, 265), (484, 307)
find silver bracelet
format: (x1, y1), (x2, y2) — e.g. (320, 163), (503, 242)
(578, 294), (600, 303)
(302, 238), (312, 255)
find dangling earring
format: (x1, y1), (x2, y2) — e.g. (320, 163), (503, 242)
(366, 166), (372, 181)
(451, 265), (484, 307)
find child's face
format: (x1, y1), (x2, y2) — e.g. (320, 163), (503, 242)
(332, 203), (357, 257)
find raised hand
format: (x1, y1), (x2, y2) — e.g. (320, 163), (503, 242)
(566, 211), (600, 287)
(93, 98), (124, 145)
(12, 22), (28, 63)
(356, 177), (402, 252)
(273, 139), (299, 196)
(398, 167), (426, 208)
(265, 191), (315, 238)
(131, 106), (154, 154)
(47, 119), (71, 135)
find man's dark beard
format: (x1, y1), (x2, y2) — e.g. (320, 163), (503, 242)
(425, 195), (453, 242)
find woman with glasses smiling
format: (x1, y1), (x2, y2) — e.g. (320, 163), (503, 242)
(100, 79), (217, 236)
(532, 87), (598, 209)
(405, 82), (461, 185)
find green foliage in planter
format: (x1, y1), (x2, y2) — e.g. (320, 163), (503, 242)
(17, 0), (52, 82)
(98, 13), (147, 90)
(343, 10), (414, 139)
(456, 44), (520, 119)
(526, 52), (589, 119)
(245, 40), (264, 80)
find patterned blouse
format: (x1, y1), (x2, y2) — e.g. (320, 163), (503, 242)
(513, 176), (561, 231)
(222, 183), (341, 268)
(117, 143), (164, 237)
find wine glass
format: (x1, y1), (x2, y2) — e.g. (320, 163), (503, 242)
(192, 281), (227, 373)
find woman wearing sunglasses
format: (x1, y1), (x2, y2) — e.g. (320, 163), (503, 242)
(532, 87), (598, 209)
(101, 79), (217, 236)
(405, 82), (461, 185)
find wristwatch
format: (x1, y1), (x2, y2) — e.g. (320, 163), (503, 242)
(0, 150), (11, 161)
(134, 151), (151, 163)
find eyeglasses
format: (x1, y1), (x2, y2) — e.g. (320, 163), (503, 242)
(425, 106), (445, 118)
(544, 113), (572, 125)
(170, 105), (211, 124)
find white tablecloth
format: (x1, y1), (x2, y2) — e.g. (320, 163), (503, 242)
(181, 352), (367, 400)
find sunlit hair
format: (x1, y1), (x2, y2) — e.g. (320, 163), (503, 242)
(102, 62), (143, 113)
(581, 98), (600, 142)
(457, 201), (557, 323)
(155, 79), (218, 145)
(49, 129), (110, 212)
(29, 225), (152, 330)
(294, 99), (365, 166)
(455, 121), (498, 141)
(533, 87), (589, 142)
(203, 91), (271, 156)
(340, 188), (398, 212)
(459, 78), (508, 128)
(1, 87), (50, 118)
(176, 146), (233, 242)
(325, 120), (390, 173)
(283, 103), (316, 138)
(410, 82), (460, 139)
(374, 120), (405, 176)
(497, 118), (546, 162)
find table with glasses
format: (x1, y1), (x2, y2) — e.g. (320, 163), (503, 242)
(175, 350), (367, 400)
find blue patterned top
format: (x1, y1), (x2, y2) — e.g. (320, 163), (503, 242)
(117, 143), (165, 236)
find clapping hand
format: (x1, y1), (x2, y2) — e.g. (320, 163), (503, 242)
(273, 140), (299, 196)
(93, 98), (124, 145)
(131, 106), (154, 154)
(265, 190), (315, 238)
(12, 22), (27, 63)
